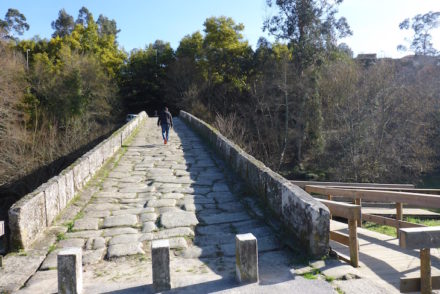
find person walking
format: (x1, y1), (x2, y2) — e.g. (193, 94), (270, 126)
(157, 107), (173, 144)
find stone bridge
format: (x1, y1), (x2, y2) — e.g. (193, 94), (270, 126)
(0, 112), (387, 293)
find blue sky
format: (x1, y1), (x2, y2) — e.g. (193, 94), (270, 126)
(1, 0), (439, 57)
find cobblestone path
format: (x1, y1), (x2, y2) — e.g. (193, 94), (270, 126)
(17, 118), (334, 293)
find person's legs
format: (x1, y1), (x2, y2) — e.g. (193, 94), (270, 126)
(161, 124), (167, 143)
(165, 124), (170, 142)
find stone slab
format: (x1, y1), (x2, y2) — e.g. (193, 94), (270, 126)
(73, 218), (99, 231)
(107, 242), (145, 258)
(83, 248), (106, 265)
(147, 199), (176, 208)
(199, 212), (251, 225)
(153, 227), (195, 239)
(109, 234), (141, 245)
(103, 214), (138, 228)
(102, 227), (138, 237)
(57, 238), (85, 249)
(160, 211), (199, 228)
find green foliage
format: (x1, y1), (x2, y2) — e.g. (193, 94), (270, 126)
(0, 8), (29, 40)
(302, 268), (320, 279)
(202, 16), (252, 90)
(0, 6), (125, 187)
(56, 232), (66, 241)
(405, 217), (440, 227)
(363, 222), (396, 237)
(119, 40), (175, 113)
(398, 11), (440, 56)
(264, 0), (352, 69)
(51, 9), (74, 38)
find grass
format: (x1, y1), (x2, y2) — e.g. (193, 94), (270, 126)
(48, 244), (57, 254)
(325, 276), (335, 282)
(64, 211), (84, 232)
(406, 216), (440, 226)
(302, 268), (320, 280)
(363, 222), (397, 237)
(363, 216), (440, 237)
(56, 232), (66, 241)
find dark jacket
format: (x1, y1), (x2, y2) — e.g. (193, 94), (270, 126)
(157, 110), (173, 127)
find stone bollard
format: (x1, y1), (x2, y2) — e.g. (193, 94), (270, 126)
(152, 239), (171, 292)
(58, 247), (83, 294)
(236, 233), (258, 283)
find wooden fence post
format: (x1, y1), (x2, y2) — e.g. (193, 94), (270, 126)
(348, 219), (359, 268)
(420, 248), (431, 294)
(355, 198), (362, 227)
(396, 202), (403, 238)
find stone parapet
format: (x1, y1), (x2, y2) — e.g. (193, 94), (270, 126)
(179, 111), (330, 257)
(8, 111), (147, 250)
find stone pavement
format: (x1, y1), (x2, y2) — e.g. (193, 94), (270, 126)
(14, 117), (336, 293)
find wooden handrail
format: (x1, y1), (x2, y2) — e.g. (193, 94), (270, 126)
(318, 199), (360, 267)
(292, 180), (414, 189)
(306, 185), (440, 208)
(399, 227), (440, 293)
(326, 186), (440, 194)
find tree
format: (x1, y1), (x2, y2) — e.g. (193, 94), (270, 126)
(264, 0), (351, 70)
(0, 8), (29, 39)
(398, 11), (440, 56)
(75, 6), (92, 27)
(51, 9), (74, 38)
(263, 0), (351, 163)
(201, 17), (253, 114)
(119, 41), (175, 113)
(96, 15), (120, 38)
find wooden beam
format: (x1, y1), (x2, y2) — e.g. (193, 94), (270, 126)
(400, 275), (440, 293)
(396, 202), (403, 238)
(400, 227), (440, 249)
(325, 186), (440, 194)
(355, 198), (362, 227)
(330, 231), (350, 246)
(362, 213), (425, 229)
(306, 185), (440, 208)
(293, 180), (414, 189)
(421, 248), (432, 294)
(318, 199), (361, 220)
(348, 219), (359, 268)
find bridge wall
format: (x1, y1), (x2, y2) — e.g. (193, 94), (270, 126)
(179, 111), (330, 258)
(8, 112), (147, 250)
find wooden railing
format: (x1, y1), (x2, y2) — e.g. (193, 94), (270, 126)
(292, 180), (414, 189)
(305, 185), (440, 236)
(400, 226), (440, 293)
(318, 199), (361, 267)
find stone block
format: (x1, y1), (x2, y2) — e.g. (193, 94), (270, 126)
(88, 149), (100, 177)
(236, 233), (258, 283)
(63, 169), (75, 204)
(8, 189), (47, 249)
(152, 239), (171, 292)
(57, 247), (82, 294)
(44, 179), (59, 226)
(57, 175), (67, 211)
(73, 157), (90, 191)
